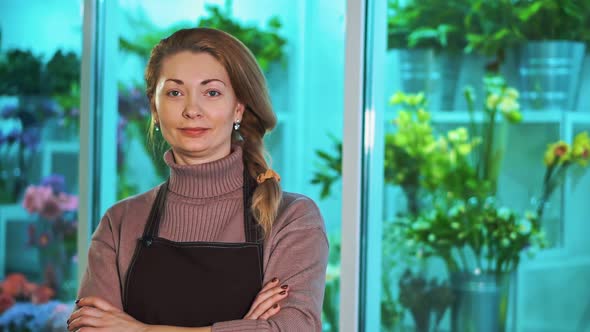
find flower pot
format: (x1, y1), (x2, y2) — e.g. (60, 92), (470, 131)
(397, 49), (462, 111)
(516, 41), (586, 111)
(450, 272), (510, 332)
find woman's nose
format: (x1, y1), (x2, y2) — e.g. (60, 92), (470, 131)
(182, 95), (202, 119)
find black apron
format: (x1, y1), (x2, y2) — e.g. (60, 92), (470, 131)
(123, 171), (263, 327)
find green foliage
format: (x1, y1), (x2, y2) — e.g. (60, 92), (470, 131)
(198, 4), (286, 71)
(465, 0), (590, 56)
(464, 0), (523, 56)
(119, 1), (286, 72)
(399, 197), (546, 275)
(0, 50), (43, 95)
(0, 49), (80, 97)
(515, 0), (590, 44)
(310, 136), (342, 200)
(45, 50), (80, 95)
(387, 0), (470, 51)
(465, 74), (522, 194)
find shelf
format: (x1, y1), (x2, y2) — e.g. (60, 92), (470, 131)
(426, 111), (590, 124)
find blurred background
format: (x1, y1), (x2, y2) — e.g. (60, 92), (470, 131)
(0, 0), (589, 331)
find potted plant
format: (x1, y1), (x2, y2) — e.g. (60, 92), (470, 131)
(465, 0), (590, 111)
(388, 0), (470, 111)
(513, 0), (589, 111)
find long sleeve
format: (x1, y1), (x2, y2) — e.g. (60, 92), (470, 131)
(77, 210), (124, 309)
(212, 197), (329, 332)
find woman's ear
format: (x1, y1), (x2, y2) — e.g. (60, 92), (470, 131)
(151, 102), (159, 124)
(235, 102), (246, 120)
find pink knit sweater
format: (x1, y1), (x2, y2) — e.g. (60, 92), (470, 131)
(77, 146), (329, 331)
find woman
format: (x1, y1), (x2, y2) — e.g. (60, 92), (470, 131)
(67, 28), (328, 331)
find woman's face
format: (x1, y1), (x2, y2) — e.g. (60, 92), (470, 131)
(153, 51), (244, 165)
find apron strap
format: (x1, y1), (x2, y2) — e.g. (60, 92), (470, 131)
(143, 180), (169, 244)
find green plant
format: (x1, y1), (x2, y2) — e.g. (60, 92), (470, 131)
(310, 136), (342, 200)
(515, 0), (590, 45)
(0, 50), (43, 95)
(400, 196), (546, 275)
(465, 0), (590, 59)
(0, 49), (80, 97)
(464, 74), (522, 194)
(464, 0), (523, 58)
(321, 234), (341, 332)
(119, 0), (286, 72)
(387, 0), (470, 51)
(45, 50), (80, 96)
(387, 92), (483, 215)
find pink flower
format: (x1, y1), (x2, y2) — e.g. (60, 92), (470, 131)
(0, 273), (27, 297)
(22, 186), (53, 214)
(31, 285), (55, 304)
(22, 185), (78, 220)
(57, 192), (78, 211)
(39, 195), (62, 220)
(0, 293), (15, 314)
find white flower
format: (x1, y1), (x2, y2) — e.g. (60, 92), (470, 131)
(486, 93), (501, 110)
(498, 207), (511, 221)
(498, 97), (519, 113)
(505, 87), (519, 99)
(518, 218), (532, 235)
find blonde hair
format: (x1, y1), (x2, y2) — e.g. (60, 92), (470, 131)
(145, 28), (282, 237)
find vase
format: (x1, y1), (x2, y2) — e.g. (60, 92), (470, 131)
(397, 48), (462, 111)
(516, 41), (586, 111)
(450, 272), (510, 332)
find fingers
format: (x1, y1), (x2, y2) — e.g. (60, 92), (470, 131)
(259, 303), (281, 320)
(244, 284), (289, 320)
(67, 314), (103, 331)
(259, 277), (280, 293)
(75, 296), (119, 313)
(68, 306), (105, 324)
(243, 278), (279, 317)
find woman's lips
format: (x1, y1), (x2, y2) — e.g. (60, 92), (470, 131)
(179, 127), (209, 137)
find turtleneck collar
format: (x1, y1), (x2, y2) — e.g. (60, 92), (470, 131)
(164, 146), (244, 198)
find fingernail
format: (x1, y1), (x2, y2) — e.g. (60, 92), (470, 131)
(273, 304), (278, 308)
(271, 277), (278, 283)
(279, 290), (286, 295)
(281, 285), (289, 289)
(75, 299), (80, 304)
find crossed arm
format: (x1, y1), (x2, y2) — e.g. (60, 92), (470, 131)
(67, 278), (288, 332)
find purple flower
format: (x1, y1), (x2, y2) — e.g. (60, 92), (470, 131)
(69, 108), (79, 117)
(5, 129), (21, 144)
(118, 88), (150, 120)
(40, 99), (60, 118)
(41, 174), (66, 194)
(1, 105), (19, 118)
(21, 127), (41, 151)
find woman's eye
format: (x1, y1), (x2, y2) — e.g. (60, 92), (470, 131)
(167, 90), (182, 97)
(206, 90), (221, 97)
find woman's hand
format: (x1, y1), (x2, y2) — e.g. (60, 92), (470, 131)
(243, 277), (289, 320)
(67, 296), (148, 332)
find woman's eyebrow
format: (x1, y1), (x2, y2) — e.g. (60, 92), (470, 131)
(164, 78), (226, 86)
(201, 78), (226, 86)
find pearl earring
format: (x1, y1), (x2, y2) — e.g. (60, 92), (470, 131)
(233, 120), (241, 131)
